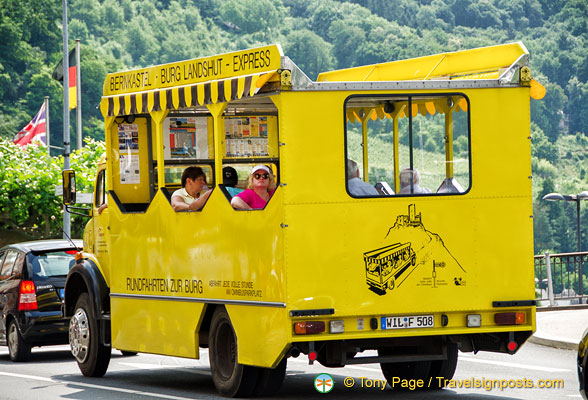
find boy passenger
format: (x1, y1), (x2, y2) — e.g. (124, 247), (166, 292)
(171, 166), (212, 211)
(230, 165), (276, 210)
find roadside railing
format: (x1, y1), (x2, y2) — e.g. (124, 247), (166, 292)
(534, 251), (588, 306)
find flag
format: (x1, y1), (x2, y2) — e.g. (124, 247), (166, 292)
(13, 103), (47, 146)
(52, 48), (77, 110)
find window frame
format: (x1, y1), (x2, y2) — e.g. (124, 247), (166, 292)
(343, 92), (472, 199)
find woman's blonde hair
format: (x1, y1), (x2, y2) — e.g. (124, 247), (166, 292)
(246, 170), (276, 191)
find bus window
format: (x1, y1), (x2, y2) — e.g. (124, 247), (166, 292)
(344, 94), (471, 197)
(221, 114), (279, 210)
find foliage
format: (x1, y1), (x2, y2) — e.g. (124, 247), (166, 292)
(0, 138), (104, 240)
(0, 0), (587, 253)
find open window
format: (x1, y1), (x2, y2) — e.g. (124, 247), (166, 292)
(220, 109), (279, 210)
(344, 94), (471, 197)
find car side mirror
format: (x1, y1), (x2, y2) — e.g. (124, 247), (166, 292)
(62, 169), (76, 205)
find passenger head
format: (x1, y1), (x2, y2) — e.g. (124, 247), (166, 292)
(223, 166), (238, 187)
(347, 159), (360, 180)
(400, 168), (420, 189)
(181, 166), (206, 188)
(246, 165), (276, 191)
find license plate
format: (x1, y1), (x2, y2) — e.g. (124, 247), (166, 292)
(381, 315), (434, 329)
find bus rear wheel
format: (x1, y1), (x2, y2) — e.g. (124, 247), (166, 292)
(253, 356), (287, 396)
(379, 348), (431, 390)
(427, 343), (458, 389)
(209, 308), (259, 397)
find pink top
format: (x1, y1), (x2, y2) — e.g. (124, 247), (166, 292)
(236, 189), (274, 209)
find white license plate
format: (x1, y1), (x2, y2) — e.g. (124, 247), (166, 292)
(381, 315), (434, 329)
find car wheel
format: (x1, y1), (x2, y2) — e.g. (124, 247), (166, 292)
(209, 308), (259, 397)
(7, 320), (31, 362)
(69, 293), (111, 377)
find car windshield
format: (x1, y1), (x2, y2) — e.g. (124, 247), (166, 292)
(32, 251), (75, 278)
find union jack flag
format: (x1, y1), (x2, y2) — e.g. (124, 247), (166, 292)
(13, 103), (47, 146)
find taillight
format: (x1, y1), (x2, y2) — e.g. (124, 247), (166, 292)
(18, 280), (38, 311)
(65, 250), (77, 254)
(494, 312), (526, 325)
(294, 321), (325, 334)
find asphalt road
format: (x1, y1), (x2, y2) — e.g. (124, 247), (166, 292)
(0, 342), (580, 399)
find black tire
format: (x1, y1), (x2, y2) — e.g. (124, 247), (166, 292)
(427, 343), (458, 389)
(379, 348), (431, 390)
(253, 356), (287, 397)
(7, 320), (31, 362)
(209, 308), (259, 397)
(69, 293), (111, 377)
(120, 351), (138, 356)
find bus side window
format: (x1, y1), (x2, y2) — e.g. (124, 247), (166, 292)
(344, 94), (470, 198)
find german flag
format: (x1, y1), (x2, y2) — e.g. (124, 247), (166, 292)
(52, 49), (77, 110)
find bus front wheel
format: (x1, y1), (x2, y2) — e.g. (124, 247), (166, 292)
(69, 293), (111, 377)
(209, 308), (259, 397)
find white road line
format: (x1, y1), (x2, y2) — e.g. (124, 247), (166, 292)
(459, 355), (571, 372)
(117, 362), (212, 376)
(290, 354), (571, 374)
(288, 357), (380, 373)
(0, 371), (197, 400)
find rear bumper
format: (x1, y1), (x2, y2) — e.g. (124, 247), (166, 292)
(19, 311), (69, 346)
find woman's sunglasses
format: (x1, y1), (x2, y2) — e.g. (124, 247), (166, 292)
(254, 173), (269, 180)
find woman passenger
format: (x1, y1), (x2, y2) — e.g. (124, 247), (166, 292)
(230, 165), (276, 210)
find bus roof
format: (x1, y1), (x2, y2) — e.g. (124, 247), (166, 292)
(317, 42), (528, 82)
(99, 42), (544, 118)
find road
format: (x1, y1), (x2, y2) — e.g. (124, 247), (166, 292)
(0, 342), (580, 399)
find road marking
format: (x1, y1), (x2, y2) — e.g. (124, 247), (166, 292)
(118, 362), (211, 376)
(289, 357), (380, 372)
(0, 371), (198, 400)
(459, 355), (571, 372)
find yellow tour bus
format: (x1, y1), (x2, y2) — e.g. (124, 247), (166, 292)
(62, 42), (544, 397)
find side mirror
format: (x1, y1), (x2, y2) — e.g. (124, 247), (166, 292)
(62, 169), (76, 205)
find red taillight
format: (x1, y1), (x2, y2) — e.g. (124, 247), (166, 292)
(65, 250), (77, 254)
(294, 321), (325, 335)
(18, 280), (38, 311)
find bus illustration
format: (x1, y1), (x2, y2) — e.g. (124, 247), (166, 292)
(364, 242), (416, 293)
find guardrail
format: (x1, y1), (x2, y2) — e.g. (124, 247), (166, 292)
(535, 251), (588, 306)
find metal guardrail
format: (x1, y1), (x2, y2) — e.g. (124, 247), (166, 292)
(535, 251), (588, 306)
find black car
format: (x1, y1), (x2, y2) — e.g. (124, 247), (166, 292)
(579, 327), (588, 399)
(0, 239), (82, 361)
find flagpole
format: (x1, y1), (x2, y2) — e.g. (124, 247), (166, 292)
(62, 0), (71, 239)
(76, 39), (82, 150)
(44, 96), (50, 156)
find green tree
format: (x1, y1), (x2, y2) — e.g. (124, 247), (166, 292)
(0, 138), (104, 240)
(285, 29), (334, 80)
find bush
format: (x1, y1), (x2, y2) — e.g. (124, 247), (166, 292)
(0, 138), (105, 241)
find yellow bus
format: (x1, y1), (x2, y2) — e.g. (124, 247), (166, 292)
(63, 42), (544, 397)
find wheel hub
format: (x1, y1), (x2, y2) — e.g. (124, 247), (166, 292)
(70, 308), (90, 363)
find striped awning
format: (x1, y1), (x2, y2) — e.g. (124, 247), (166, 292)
(100, 71), (278, 117)
(346, 97), (468, 123)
